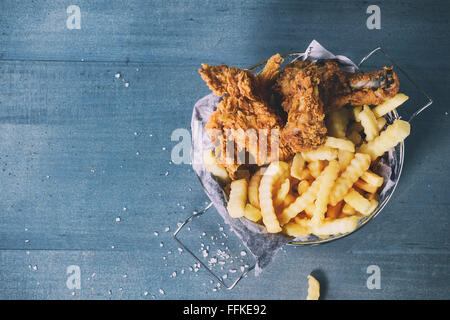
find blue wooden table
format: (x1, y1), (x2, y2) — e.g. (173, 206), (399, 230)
(0, 0), (448, 299)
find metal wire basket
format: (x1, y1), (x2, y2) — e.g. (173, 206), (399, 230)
(174, 46), (432, 288)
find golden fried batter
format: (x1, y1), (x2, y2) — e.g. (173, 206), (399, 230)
(199, 56), (288, 178)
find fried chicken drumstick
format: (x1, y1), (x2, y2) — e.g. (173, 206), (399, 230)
(274, 60), (399, 153)
(199, 56), (399, 178)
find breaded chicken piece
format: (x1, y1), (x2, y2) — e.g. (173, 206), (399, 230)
(276, 60), (399, 113)
(199, 56), (289, 178)
(274, 60), (399, 153)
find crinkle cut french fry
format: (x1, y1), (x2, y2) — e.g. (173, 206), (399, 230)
(203, 150), (230, 183)
(279, 161), (341, 226)
(373, 93), (409, 118)
(325, 136), (355, 152)
(329, 153), (371, 206)
(311, 216), (359, 236)
(377, 117), (387, 130)
(290, 153), (305, 180)
(354, 179), (379, 194)
(342, 202), (356, 216)
(301, 146), (338, 162)
(306, 275), (320, 300)
(344, 188), (371, 215)
(248, 169), (263, 209)
(297, 180), (310, 195)
(326, 108), (350, 138)
(283, 221), (310, 237)
(283, 193), (296, 208)
(358, 120), (411, 161)
(244, 203), (262, 222)
(227, 179), (248, 218)
(311, 160), (340, 225)
(275, 178), (290, 207)
(361, 170), (383, 188)
(304, 201), (316, 218)
(338, 149), (354, 172)
(358, 105), (380, 141)
(259, 161), (289, 233)
(308, 160), (327, 178)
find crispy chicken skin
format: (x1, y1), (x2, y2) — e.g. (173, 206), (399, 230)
(277, 66), (328, 153)
(199, 55), (290, 178)
(274, 60), (399, 153)
(199, 57), (399, 178)
(275, 60), (399, 113)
